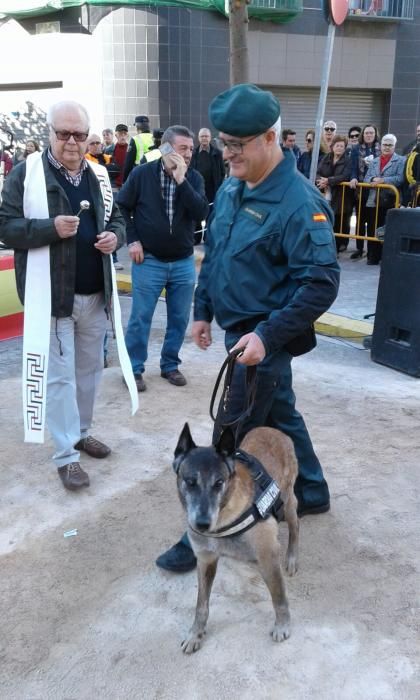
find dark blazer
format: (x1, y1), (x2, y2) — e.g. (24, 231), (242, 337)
(0, 151), (125, 317)
(117, 158), (209, 261)
(190, 144), (225, 203)
(317, 152), (353, 214)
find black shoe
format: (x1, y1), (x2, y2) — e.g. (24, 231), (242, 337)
(57, 462), (90, 491)
(367, 259), (379, 266)
(297, 501), (330, 518)
(161, 370), (187, 387)
(156, 540), (197, 573)
(350, 251), (362, 260)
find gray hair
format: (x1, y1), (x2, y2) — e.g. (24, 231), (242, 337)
(47, 101), (90, 130)
(269, 116), (282, 143)
(161, 125), (194, 145)
(381, 133), (397, 145)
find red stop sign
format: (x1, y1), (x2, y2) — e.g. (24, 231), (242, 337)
(324, 0), (349, 25)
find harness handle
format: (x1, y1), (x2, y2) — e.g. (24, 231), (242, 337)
(209, 348), (257, 445)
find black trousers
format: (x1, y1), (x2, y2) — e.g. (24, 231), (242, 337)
(366, 206), (386, 263)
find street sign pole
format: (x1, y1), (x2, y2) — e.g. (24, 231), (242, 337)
(309, 21), (336, 184)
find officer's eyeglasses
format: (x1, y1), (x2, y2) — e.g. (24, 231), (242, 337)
(219, 133), (262, 154)
(51, 128), (89, 142)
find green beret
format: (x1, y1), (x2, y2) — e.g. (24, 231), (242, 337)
(209, 83), (280, 137)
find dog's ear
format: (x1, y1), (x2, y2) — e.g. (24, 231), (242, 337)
(215, 426), (236, 476)
(173, 423), (196, 473)
(215, 426), (236, 457)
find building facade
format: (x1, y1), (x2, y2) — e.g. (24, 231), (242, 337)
(1, 1), (419, 151)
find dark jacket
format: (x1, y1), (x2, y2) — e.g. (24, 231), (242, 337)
(195, 151), (339, 356)
(190, 144), (225, 203)
(317, 152), (353, 214)
(297, 150), (322, 179)
(0, 151), (126, 317)
(117, 158), (208, 261)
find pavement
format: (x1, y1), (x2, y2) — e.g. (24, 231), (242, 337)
(1, 240), (419, 699)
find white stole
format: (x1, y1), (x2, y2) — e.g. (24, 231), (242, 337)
(22, 153), (138, 444)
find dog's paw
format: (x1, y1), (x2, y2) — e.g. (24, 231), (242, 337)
(271, 621), (290, 642)
(286, 556), (298, 576)
(181, 634), (204, 654)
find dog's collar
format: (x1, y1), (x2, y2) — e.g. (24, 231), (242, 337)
(190, 449), (283, 539)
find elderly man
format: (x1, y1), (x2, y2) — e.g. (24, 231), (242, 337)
(118, 125), (208, 391)
(0, 100), (125, 490)
(156, 84), (340, 573)
(191, 127), (225, 204)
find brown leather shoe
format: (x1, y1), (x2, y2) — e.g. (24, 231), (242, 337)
(75, 435), (111, 459)
(57, 462), (90, 490)
(161, 369), (187, 386)
(134, 374), (147, 392)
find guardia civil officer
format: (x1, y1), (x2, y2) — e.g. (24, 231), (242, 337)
(156, 84), (340, 573)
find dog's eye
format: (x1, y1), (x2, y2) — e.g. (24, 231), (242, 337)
(185, 478), (197, 488)
(213, 479), (224, 489)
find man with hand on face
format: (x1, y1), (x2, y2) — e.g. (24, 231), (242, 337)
(0, 100), (125, 490)
(156, 85), (340, 574)
(117, 125), (208, 392)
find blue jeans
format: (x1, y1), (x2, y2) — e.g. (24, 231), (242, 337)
(214, 332), (330, 507)
(125, 253), (195, 375)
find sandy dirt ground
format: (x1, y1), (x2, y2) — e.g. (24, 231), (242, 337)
(0, 321), (419, 700)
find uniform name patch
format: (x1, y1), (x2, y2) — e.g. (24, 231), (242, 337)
(313, 213), (327, 222)
(242, 206), (268, 225)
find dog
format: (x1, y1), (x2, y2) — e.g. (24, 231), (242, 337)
(173, 423), (299, 654)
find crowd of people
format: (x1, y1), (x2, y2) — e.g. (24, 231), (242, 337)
(0, 91), (419, 574)
(285, 120), (420, 265)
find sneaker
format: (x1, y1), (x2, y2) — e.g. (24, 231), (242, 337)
(75, 436), (111, 459)
(156, 539), (197, 573)
(57, 462), (90, 490)
(297, 501), (330, 518)
(161, 369), (187, 386)
(113, 261), (124, 270)
(350, 251), (362, 260)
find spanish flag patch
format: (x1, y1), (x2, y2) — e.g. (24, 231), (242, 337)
(312, 213), (327, 222)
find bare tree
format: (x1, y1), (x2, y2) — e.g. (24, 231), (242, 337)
(229, 0), (250, 85)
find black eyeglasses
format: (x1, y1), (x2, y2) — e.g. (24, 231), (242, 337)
(219, 133), (262, 154)
(51, 127), (89, 142)
(306, 138), (313, 143)
(324, 127), (335, 132)
(349, 133), (360, 139)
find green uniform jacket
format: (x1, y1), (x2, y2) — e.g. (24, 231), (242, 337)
(194, 151), (340, 356)
(0, 151), (126, 318)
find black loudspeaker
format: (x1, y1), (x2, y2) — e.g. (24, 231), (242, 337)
(371, 208), (420, 377)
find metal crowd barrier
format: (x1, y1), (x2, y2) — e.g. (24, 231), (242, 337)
(335, 181), (400, 244)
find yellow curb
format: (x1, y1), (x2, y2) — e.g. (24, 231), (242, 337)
(115, 275), (373, 344)
(315, 312), (373, 342)
(116, 273), (132, 293)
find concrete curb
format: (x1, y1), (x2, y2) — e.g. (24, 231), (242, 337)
(116, 274), (374, 344)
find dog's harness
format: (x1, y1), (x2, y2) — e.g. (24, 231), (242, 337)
(190, 449), (283, 539)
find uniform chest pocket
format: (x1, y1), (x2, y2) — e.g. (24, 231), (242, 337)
(308, 227), (337, 265)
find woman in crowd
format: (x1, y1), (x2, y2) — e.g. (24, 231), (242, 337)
(23, 139), (40, 158)
(364, 133), (405, 265)
(316, 134), (353, 253)
(349, 124), (381, 259)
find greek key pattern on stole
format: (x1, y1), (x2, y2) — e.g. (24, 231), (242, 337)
(90, 164), (113, 224)
(25, 352), (46, 431)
